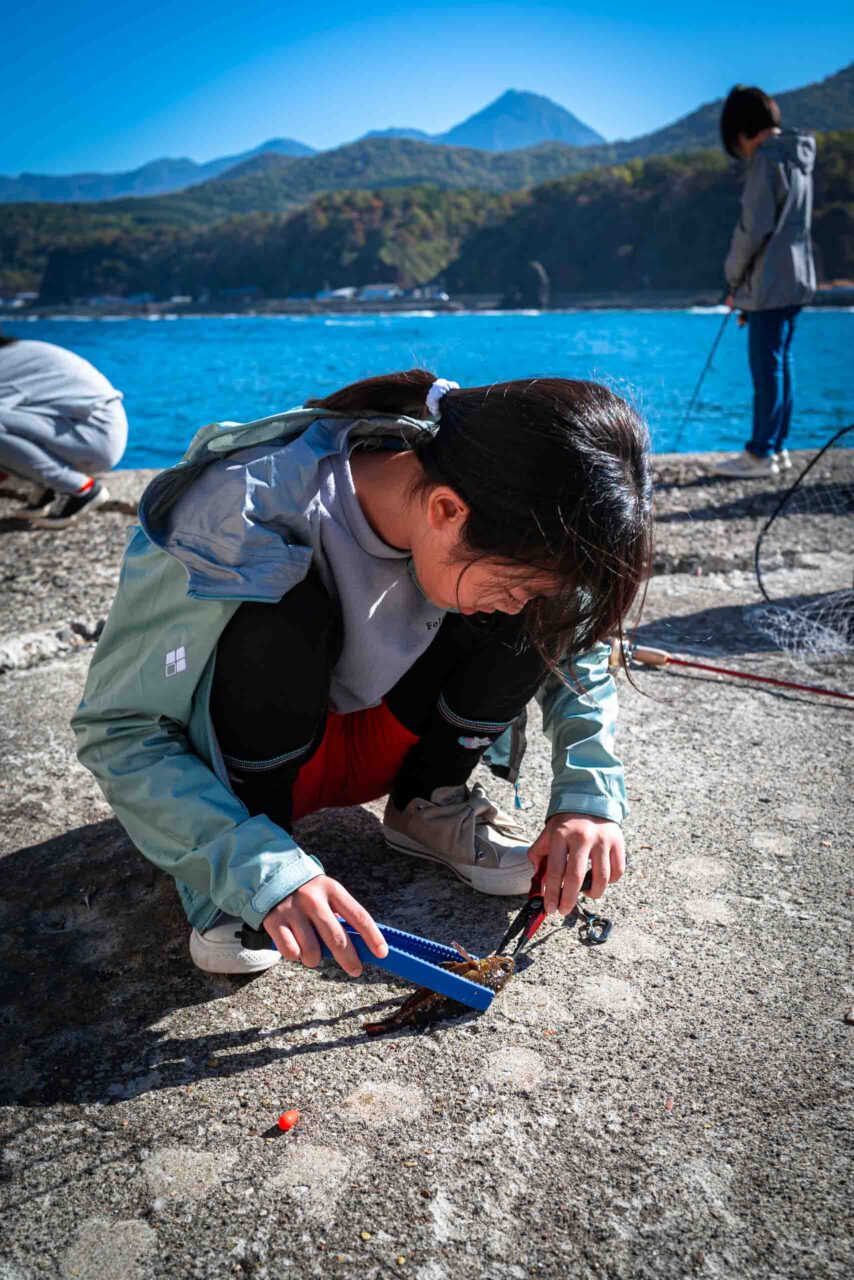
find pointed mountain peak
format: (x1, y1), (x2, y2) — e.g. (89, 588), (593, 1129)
(437, 90), (605, 151)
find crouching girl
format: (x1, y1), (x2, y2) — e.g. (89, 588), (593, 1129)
(73, 370), (652, 976)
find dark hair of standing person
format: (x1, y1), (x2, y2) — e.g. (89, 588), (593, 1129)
(307, 369), (653, 670)
(719, 85), (781, 158)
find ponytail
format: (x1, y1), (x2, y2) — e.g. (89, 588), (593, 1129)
(306, 368), (437, 417)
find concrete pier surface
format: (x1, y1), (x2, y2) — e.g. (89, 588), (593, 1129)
(1, 454), (851, 1280)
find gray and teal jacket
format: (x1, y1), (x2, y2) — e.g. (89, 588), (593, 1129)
(725, 129), (816, 311)
(72, 408), (628, 934)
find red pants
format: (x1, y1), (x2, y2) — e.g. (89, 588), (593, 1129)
(290, 700), (419, 821)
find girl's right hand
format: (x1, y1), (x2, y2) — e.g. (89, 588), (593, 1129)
(263, 875), (388, 977)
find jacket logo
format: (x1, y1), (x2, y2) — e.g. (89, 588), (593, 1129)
(458, 734), (495, 750)
(165, 646), (187, 677)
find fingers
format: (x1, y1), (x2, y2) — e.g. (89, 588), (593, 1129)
(539, 818), (626, 915)
(586, 840), (610, 900)
(330, 886), (389, 960)
(546, 826), (591, 916)
(542, 825), (567, 915)
(313, 904), (364, 977)
(290, 916), (322, 968)
(609, 834), (626, 885)
(557, 837), (592, 917)
(262, 877), (388, 976)
(265, 920), (301, 962)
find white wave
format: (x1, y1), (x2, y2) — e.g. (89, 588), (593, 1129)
(379, 309), (438, 318)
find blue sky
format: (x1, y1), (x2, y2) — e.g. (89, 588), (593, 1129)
(4, 0), (852, 175)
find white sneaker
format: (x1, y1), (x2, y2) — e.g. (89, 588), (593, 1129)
(383, 783), (533, 896)
(712, 451), (779, 479)
(774, 449), (793, 471)
(189, 915), (282, 975)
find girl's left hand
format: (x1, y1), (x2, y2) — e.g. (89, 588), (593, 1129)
(527, 813), (625, 916)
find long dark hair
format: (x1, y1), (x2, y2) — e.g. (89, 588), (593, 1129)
(308, 369), (653, 667)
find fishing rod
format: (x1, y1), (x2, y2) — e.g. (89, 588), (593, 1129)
(673, 306), (735, 452)
(617, 640), (853, 703)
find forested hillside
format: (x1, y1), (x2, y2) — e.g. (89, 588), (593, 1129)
(34, 187), (519, 302)
(445, 133), (854, 292)
(4, 133), (851, 301)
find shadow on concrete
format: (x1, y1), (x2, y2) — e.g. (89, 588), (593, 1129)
(632, 590), (854, 660)
(0, 517), (40, 537)
(0, 809), (518, 1109)
(654, 480), (852, 525)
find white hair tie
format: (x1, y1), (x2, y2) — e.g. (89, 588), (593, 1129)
(426, 377), (459, 419)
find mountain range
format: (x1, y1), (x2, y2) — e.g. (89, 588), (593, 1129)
(0, 138), (316, 204)
(3, 63), (851, 205)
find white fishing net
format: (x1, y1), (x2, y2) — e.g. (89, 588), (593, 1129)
(747, 426), (854, 670)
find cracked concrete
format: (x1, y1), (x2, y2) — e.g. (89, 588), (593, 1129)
(1, 454), (852, 1279)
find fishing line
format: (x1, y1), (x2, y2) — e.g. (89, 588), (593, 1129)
(673, 309), (733, 452)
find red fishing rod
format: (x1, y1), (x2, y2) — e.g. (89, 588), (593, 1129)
(624, 642), (854, 703)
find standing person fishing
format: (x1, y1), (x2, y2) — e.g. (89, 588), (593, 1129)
(73, 371), (652, 977)
(0, 334), (127, 524)
(712, 85), (816, 480)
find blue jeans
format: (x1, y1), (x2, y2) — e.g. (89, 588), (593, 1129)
(746, 306), (800, 458)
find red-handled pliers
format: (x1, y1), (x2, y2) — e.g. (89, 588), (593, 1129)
(495, 864), (611, 956)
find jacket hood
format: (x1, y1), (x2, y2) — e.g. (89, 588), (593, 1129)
(138, 408), (434, 602)
(758, 129), (816, 174)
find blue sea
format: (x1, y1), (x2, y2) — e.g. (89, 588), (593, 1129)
(4, 309), (852, 470)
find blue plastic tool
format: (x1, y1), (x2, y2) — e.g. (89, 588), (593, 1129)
(241, 919), (494, 1012)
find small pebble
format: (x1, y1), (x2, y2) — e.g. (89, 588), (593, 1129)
(360, 1231), (372, 1241)
(845, 1008), (854, 1025)
(665, 1097), (674, 1112)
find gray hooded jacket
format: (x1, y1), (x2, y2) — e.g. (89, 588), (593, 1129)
(724, 130), (816, 311)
